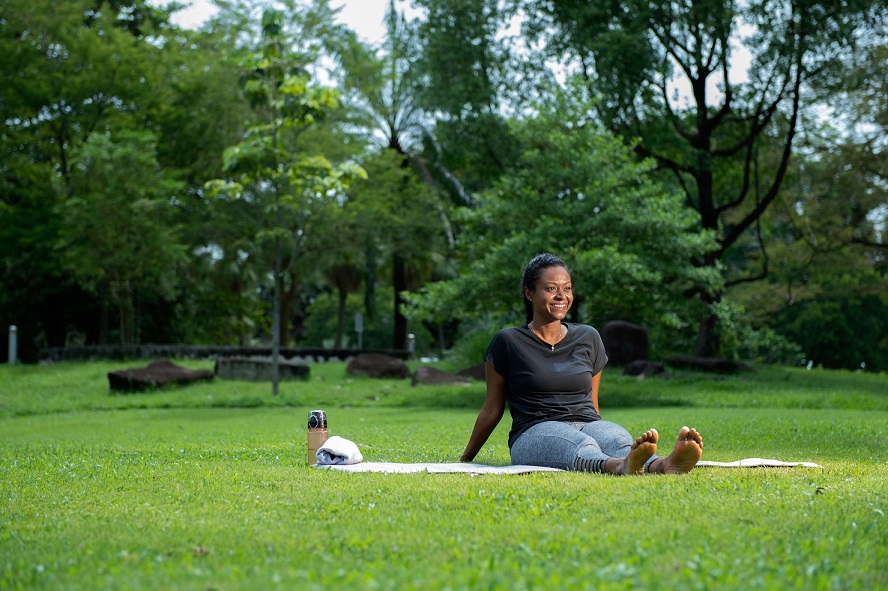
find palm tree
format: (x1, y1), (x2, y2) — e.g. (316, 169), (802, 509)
(336, 1), (470, 350)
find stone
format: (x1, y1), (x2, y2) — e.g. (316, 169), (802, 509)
(412, 366), (472, 386)
(108, 359), (214, 392)
(346, 353), (411, 379)
(622, 359), (665, 378)
(600, 321), (649, 367)
(214, 357), (310, 381)
(666, 355), (754, 374)
(457, 363), (486, 382)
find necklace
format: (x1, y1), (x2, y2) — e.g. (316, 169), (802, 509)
(528, 322), (566, 351)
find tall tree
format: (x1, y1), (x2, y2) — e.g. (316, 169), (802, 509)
(337, 2), (461, 350)
(518, 0), (887, 356)
(412, 0), (519, 194)
(407, 82), (719, 336)
(0, 0), (176, 357)
(206, 8), (363, 393)
(56, 130), (185, 344)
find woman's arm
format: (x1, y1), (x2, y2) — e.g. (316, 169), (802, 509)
(591, 370), (602, 415)
(459, 362), (507, 462)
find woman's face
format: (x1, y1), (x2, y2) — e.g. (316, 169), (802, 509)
(525, 265), (572, 323)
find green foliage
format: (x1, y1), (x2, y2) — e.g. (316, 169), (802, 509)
(204, 7), (366, 361)
(413, 0), (504, 115)
(517, 0), (888, 356)
(710, 300), (805, 366)
(407, 80), (719, 329)
(56, 130), (187, 344)
(300, 289), (394, 350)
(444, 317), (502, 369)
(776, 295), (888, 372)
(0, 0), (177, 352)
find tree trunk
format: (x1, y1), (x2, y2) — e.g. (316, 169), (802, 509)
(279, 275), (298, 350)
(99, 297), (109, 345)
(695, 313), (720, 358)
(271, 270), (281, 396)
(393, 253), (408, 350)
(335, 284), (347, 348)
(694, 290), (721, 357)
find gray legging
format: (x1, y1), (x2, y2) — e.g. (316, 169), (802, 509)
(510, 420), (660, 473)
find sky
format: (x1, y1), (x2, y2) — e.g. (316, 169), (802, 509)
(149, 0), (419, 43)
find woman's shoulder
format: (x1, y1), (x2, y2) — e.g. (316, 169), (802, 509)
(493, 324), (529, 341)
(564, 322), (599, 333)
(564, 323), (603, 341)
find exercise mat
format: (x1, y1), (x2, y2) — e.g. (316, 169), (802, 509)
(316, 458), (822, 473)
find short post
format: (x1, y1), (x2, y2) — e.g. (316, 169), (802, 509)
(8, 325), (17, 366)
(354, 313), (364, 350)
(407, 333), (415, 359)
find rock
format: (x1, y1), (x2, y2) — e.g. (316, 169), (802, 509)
(108, 359), (214, 392)
(666, 355), (754, 374)
(457, 363), (486, 381)
(214, 356), (309, 381)
(622, 359), (665, 378)
(412, 366), (472, 386)
(600, 321), (648, 367)
(346, 353), (411, 379)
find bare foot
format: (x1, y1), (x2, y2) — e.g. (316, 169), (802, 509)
(607, 429), (658, 475)
(654, 426), (703, 474)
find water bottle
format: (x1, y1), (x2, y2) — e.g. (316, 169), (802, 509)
(307, 410), (328, 465)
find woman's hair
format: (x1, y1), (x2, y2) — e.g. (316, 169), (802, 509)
(521, 253), (569, 323)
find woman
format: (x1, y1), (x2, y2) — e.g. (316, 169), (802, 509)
(459, 253), (703, 475)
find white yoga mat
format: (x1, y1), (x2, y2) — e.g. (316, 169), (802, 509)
(315, 462), (560, 474)
(697, 458), (822, 468)
(316, 458), (822, 474)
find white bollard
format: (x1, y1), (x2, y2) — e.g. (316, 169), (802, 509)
(8, 325), (16, 365)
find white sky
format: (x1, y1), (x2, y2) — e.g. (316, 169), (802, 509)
(149, 0), (419, 44)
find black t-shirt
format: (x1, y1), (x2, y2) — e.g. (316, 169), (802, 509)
(485, 323), (609, 448)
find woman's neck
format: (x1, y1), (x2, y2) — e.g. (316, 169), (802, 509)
(529, 320), (563, 338)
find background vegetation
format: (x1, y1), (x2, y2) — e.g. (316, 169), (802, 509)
(1, 0), (886, 371)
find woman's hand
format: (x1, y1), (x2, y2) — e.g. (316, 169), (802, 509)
(460, 362), (506, 462)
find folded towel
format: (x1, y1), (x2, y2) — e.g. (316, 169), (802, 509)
(316, 436), (363, 465)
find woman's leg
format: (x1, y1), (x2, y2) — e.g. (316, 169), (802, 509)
(580, 420), (662, 473)
(511, 421), (657, 475)
(511, 421), (601, 471)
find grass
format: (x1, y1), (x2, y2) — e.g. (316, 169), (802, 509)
(1, 360), (887, 590)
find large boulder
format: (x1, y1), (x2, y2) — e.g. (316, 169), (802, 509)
(108, 359), (214, 392)
(347, 353), (411, 379)
(214, 356), (309, 381)
(600, 321), (649, 367)
(622, 359), (665, 378)
(412, 366), (472, 386)
(457, 363), (486, 382)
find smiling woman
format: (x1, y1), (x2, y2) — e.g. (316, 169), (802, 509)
(459, 253), (706, 476)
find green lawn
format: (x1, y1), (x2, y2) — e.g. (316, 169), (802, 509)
(1, 360), (886, 590)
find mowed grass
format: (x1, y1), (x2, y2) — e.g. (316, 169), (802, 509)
(1, 360), (886, 590)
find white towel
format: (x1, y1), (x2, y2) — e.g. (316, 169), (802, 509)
(316, 436), (364, 465)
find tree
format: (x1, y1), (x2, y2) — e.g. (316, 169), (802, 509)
(517, 0), (887, 356)
(205, 8), (363, 394)
(56, 130), (185, 344)
(412, 0), (520, 194)
(337, 2), (462, 350)
(0, 0), (180, 356)
(407, 82), (719, 338)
